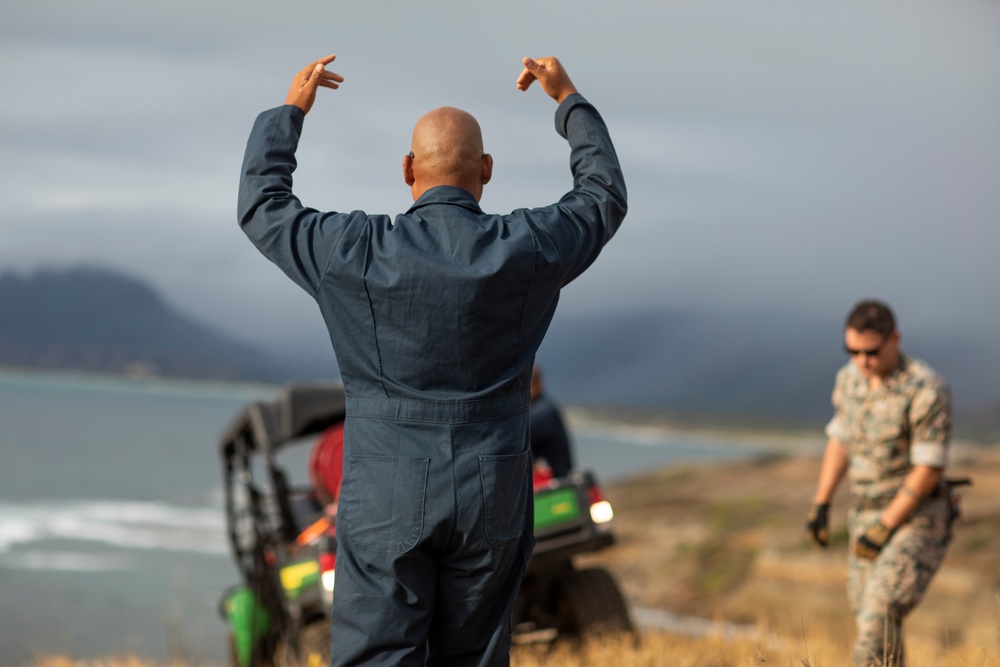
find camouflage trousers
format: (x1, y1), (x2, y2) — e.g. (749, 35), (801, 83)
(846, 496), (951, 667)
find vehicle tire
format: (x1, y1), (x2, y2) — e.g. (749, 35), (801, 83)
(226, 633), (238, 667)
(272, 621), (330, 667)
(296, 620), (332, 667)
(557, 567), (635, 638)
(272, 639), (294, 667)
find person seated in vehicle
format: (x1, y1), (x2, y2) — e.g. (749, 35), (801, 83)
(530, 365), (575, 480)
(307, 421), (345, 518)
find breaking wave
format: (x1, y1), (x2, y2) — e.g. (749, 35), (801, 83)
(0, 499), (228, 570)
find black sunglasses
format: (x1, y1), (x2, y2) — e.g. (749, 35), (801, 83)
(844, 339), (887, 358)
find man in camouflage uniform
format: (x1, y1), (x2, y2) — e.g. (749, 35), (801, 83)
(805, 300), (952, 667)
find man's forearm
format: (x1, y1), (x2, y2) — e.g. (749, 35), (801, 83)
(813, 439), (848, 504)
(558, 95), (627, 218)
(237, 105), (331, 297)
(238, 105), (305, 232)
(551, 94), (627, 283)
(880, 465), (943, 530)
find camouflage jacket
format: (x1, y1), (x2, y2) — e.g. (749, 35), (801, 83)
(826, 353), (951, 502)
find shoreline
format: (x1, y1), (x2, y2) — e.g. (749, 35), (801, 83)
(567, 405), (997, 454)
(7, 446), (998, 664)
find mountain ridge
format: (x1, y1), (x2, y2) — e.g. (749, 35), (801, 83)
(2, 266), (996, 439)
(0, 267), (332, 383)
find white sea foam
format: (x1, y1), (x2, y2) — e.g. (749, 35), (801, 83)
(0, 499), (229, 560)
(1, 549), (135, 571)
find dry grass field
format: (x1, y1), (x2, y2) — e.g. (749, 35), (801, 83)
(22, 628), (999, 667)
(569, 437), (1000, 665)
(20, 439), (1000, 666)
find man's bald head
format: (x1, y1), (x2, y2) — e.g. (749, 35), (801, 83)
(403, 107), (492, 202)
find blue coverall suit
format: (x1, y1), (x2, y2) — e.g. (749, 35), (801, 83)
(238, 93), (626, 666)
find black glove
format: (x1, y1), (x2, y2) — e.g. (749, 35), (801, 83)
(805, 503), (830, 547)
(854, 521), (892, 559)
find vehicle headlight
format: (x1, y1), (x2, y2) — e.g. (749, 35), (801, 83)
(321, 569), (336, 594)
(589, 500), (614, 524)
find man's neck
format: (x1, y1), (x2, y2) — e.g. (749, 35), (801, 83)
(412, 179), (481, 203)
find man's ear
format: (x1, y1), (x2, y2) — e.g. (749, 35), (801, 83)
(403, 153), (415, 186)
(480, 153), (493, 185)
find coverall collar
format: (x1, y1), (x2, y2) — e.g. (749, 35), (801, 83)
(406, 185), (484, 215)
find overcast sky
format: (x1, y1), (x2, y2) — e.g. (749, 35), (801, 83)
(2, 0), (998, 358)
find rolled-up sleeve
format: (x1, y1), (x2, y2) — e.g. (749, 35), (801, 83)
(909, 380), (952, 468)
(824, 416), (849, 444)
(824, 368), (851, 443)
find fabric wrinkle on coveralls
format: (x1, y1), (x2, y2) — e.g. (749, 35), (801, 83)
(826, 352), (952, 667)
(238, 91), (626, 667)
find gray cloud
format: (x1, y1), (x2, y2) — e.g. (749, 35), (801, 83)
(2, 0), (998, 360)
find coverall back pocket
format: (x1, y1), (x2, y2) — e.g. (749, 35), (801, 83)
(480, 449), (531, 549)
(344, 455), (429, 554)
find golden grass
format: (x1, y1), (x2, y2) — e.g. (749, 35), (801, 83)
(26, 659), (207, 667)
(22, 448), (1000, 667)
(24, 624), (1000, 667)
(510, 627), (1000, 667)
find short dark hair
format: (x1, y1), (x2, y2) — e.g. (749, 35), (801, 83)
(845, 299), (896, 336)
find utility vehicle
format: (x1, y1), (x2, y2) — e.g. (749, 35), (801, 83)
(217, 384), (633, 666)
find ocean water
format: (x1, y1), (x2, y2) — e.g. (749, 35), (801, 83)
(0, 370), (767, 663)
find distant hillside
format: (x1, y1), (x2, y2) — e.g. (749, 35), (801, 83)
(538, 307), (838, 423)
(2, 266), (996, 440)
(0, 267), (332, 382)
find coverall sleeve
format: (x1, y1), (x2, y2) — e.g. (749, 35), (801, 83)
(237, 105), (362, 297)
(541, 94), (628, 286)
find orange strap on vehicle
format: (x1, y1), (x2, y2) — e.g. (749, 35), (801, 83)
(295, 516), (331, 546)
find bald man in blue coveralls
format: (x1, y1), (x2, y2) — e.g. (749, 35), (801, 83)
(238, 53), (626, 666)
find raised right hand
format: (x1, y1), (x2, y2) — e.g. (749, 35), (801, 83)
(516, 56), (578, 104)
(285, 54), (344, 114)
